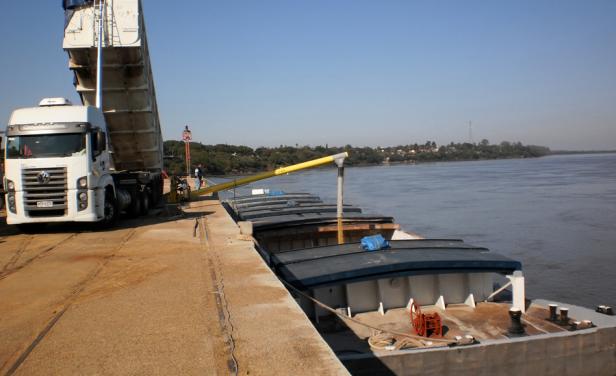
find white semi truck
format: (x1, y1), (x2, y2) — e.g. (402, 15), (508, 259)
(3, 0), (164, 228)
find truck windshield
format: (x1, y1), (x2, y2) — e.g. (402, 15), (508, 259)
(6, 133), (86, 159)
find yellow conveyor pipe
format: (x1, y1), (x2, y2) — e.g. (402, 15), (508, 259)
(195, 152), (348, 196)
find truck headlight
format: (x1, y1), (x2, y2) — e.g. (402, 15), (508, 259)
(7, 180), (15, 191)
(77, 190), (88, 211)
(8, 193), (16, 213)
(78, 177), (88, 189)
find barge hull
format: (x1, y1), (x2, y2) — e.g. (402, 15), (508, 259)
(342, 320), (616, 375)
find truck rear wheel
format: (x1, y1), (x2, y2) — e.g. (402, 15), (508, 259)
(140, 190), (150, 215)
(127, 189), (142, 217)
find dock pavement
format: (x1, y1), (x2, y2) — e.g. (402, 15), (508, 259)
(0, 196), (348, 375)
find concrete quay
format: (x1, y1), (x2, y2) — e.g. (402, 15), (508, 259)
(0, 198), (348, 375)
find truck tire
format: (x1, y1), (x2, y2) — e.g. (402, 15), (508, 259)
(140, 190), (150, 216)
(128, 191), (142, 218)
(101, 189), (118, 228)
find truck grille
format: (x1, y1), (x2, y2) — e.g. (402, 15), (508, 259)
(22, 167), (68, 217)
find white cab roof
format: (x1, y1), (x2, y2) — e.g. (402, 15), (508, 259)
(9, 105), (106, 129)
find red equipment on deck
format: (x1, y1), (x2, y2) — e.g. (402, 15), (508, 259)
(410, 301), (443, 337)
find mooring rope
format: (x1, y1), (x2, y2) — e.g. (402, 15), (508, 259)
(278, 278), (456, 345)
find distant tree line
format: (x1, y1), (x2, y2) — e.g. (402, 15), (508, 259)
(163, 139), (550, 176)
(549, 149), (615, 155)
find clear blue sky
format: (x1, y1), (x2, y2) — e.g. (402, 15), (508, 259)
(1, 1), (615, 150)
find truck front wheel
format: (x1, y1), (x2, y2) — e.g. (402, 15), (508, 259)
(101, 189), (118, 227)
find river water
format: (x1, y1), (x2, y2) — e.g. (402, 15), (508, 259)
(217, 153), (616, 309)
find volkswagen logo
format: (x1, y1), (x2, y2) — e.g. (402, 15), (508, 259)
(37, 171), (51, 184)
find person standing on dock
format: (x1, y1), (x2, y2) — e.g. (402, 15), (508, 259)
(194, 164), (203, 190)
(199, 163), (207, 188)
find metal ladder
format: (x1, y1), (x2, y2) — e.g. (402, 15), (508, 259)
(93, 0), (120, 47)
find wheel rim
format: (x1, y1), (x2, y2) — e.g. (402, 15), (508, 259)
(104, 199), (115, 221)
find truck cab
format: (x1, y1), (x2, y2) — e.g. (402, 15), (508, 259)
(3, 0), (164, 229)
(4, 98), (116, 225)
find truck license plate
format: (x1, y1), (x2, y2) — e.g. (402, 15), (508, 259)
(37, 201), (53, 208)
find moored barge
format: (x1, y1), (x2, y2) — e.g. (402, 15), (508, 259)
(224, 190), (616, 375)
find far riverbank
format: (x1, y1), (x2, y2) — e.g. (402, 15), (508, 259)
(164, 140), (552, 176)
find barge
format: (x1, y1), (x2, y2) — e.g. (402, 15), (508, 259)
(224, 191), (616, 375)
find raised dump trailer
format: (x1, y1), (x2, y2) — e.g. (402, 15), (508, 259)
(63, 0), (163, 172)
(2, 0), (162, 227)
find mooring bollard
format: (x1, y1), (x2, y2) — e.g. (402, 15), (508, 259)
(596, 305), (614, 316)
(548, 304), (558, 321)
(559, 307), (569, 325)
(508, 307), (525, 335)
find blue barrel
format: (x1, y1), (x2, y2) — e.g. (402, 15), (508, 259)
(361, 234), (390, 251)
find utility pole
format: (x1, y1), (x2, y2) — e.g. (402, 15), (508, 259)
(182, 125), (192, 176)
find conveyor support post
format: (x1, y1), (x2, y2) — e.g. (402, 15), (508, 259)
(335, 154), (346, 244)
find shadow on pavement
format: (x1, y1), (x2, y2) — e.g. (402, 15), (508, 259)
(0, 196), (218, 237)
